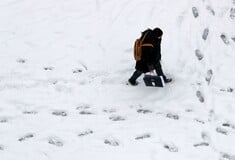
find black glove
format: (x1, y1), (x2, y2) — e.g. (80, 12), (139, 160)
(163, 75), (172, 83)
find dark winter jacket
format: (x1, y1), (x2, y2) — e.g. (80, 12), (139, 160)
(135, 29), (164, 76)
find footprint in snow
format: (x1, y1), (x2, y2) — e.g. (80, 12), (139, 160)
(103, 108), (117, 113)
(135, 133), (151, 140)
(221, 34), (230, 45)
(156, 112), (164, 115)
(230, 8), (235, 19)
(52, 110), (68, 117)
(79, 111), (94, 115)
(195, 49), (204, 61)
(201, 132), (211, 143)
(220, 153), (235, 160)
(16, 58), (26, 64)
(0, 117), (8, 123)
(205, 69), (213, 85)
(0, 145), (4, 151)
(104, 139), (119, 146)
(185, 109), (193, 112)
(193, 142), (209, 147)
(23, 110), (38, 115)
(194, 118), (205, 124)
(227, 88), (234, 92)
(216, 127), (228, 135)
(163, 143), (178, 152)
(166, 113), (179, 120)
(78, 129), (94, 137)
(206, 6), (215, 16)
(109, 115), (125, 121)
(49, 80), (58, 85)
(222, 122), (235, 129)
(18, 133), (34, 142)
(73, 68), (83, 73)
(196, 90), (204, 103)
(192, 7), (199, 18)
(44, 67), (54, 71)
(232, 37), (235, 42)
(48, 137), (64, 147)
(220, 87), (233, 93)
(202, 28), (209, 40)
(137, 109), (153, 114)
(76, 104), (90, 110)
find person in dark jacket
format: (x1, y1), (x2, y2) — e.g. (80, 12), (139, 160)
(128, 28), (172, 86)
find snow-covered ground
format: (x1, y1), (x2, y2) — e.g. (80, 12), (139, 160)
(0, 0), (235, 159)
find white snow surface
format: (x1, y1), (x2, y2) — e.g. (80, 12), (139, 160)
(0, 0), (235, 160)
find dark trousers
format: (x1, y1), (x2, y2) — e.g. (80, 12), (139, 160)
(129, 70), (143, 82)
(129, 62), (164, 82)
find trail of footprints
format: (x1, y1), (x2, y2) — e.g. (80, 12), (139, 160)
(192, 1), (235, 104)
(0, 103), (235, 159)
(16, 56), (88, 74)
(1, 105), (175, 149)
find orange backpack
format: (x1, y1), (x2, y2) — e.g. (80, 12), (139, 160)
(134, 31), (153, 61)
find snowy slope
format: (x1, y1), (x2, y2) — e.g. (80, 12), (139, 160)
(0, 0), (235, 160)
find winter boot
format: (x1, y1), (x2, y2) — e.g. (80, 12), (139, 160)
(128, 70), (142, 86)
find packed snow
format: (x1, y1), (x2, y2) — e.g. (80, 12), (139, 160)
(0, 0), (235, 160)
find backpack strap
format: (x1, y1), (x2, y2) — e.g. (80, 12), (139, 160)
(142, 44), (154, 47)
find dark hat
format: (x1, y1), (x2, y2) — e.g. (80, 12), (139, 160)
(153, 28), (163, 37)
